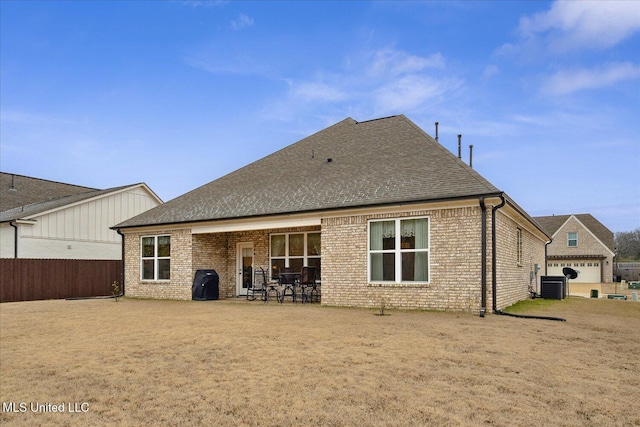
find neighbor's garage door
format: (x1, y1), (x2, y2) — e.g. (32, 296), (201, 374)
(547, 260), (601, 283)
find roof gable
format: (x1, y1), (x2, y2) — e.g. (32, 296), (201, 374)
(533, 213), (615, 252)
(116, 115), (500, 228)
(0, 173), (162, 222)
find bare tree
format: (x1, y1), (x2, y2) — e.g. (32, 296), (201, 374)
(615, 228), (640, 261)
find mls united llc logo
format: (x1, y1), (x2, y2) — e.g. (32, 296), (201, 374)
(2, 401), (89, 413)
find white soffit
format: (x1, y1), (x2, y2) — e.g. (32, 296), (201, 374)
(191, 216), (321, 234)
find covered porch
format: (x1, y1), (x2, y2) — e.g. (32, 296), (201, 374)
(191, 215), (322, 301)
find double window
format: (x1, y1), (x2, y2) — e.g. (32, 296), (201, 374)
(270, 232), (321, 279)
(568, 232), (578, 247)
(369, 217), (429, 283)
(141, 235), (170, 280)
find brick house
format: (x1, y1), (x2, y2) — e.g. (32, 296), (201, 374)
(534, 214), (615, 283)
(113, 115), (550, 315)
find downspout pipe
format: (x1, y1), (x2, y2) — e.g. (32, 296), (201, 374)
(491, 194), (507, 312)
(544, 240), (552, 276)
(491, 197), (566, 322)
(116, 229), (125, 298)
(9, 221), (18, 258)
(479, 197), (487, 318)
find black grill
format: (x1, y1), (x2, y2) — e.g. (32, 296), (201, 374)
(192, 269), (219, 301)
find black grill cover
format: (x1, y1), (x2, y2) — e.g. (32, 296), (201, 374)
(192, 269), (219, 301)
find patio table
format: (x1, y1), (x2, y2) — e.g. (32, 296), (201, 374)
(278, 272), (300, 303)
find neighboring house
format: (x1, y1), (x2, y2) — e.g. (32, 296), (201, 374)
(534, 214), (615, 283)
(1, 172), (162, 259)
(114, 115), (550, 315)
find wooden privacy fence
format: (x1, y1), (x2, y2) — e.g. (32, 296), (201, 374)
(0, 259), (122, 303)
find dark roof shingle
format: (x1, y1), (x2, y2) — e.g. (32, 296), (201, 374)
(116, 115), (500, 228)
(1, 172), (97, 212)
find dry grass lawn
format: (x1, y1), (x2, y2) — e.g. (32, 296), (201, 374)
(1, 296), (639, 426)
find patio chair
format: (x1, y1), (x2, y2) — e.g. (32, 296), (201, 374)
(300, 266), (319, 303)
(263, 268), (281, 303)
(247, 268), (267, 301)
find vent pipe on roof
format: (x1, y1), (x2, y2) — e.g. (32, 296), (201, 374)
(434, 122), (439, 142)
(469, 145), (473, 168)
(457, 135), (462, 159)
(10, 174), (17, 191)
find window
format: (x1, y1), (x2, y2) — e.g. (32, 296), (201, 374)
(270, 232), (321, 279)
(516, 228), (523, 265)
(369, 217), (429, 283)
(568, 232), (578, 247)
(141, 235), (170, 280)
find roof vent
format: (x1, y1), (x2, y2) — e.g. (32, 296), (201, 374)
(327, 158), (333, 163)
(10, 174), (17, 191)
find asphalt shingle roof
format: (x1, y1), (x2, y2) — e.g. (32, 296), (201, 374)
(0, 172), (97, 212)
(116, 115), (501, 228)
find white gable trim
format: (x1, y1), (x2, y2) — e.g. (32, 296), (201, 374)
(571, 215), (616, 257)
(22, 184), (161, 221)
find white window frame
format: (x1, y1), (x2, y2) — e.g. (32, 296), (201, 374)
(140, 235), (171, 281)
(368, 216), (430, 284)
(568, 232), (578, 247)
(269, 232), (321, 279)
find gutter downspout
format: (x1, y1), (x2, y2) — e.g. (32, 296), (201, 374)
(9, 221), (18, 258)
(491, 199), (566, 322)
(544, 240), (552, 276)
(479, 197), (487, 317)
(491, 194), (507, 312)
(116, 229), (125, 298)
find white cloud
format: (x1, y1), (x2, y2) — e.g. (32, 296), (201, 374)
(0, 110), (73, 126)
(518, 1), (640, 52)
(180, 1), (226, 8)
(261, 47), (459, 122)
(288, 81), (346, 102)
(482, 65), (500, 80)
(374, 75), (462, 114)
(370, 49), (445, 76)
(541, 62), (640, 95)
(231, 13), (254, 31)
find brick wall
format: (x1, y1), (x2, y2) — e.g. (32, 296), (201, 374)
(124, 228), (192, 300)
(122, 206), (545, 312)
(493, 211), (546, 310)
(322, 206), (484, 313)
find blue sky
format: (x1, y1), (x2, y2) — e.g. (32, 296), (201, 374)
(1, 1), (639, 233)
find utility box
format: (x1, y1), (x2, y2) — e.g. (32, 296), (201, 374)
(540, 276), (566, 300)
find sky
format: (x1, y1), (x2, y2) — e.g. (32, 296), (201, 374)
(1, 1), (639, 233)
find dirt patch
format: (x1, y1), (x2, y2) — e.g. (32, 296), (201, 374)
(1, 297), (639, 426)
